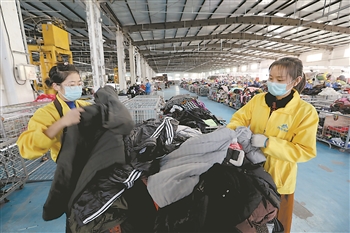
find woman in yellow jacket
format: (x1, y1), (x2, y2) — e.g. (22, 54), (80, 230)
(227, 57), (318, 233)
(17, 63), (91, 162)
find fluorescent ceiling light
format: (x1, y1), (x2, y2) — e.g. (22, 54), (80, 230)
(251, 64), (258, 70)
(275, 13), (285, 17)
(306, 53), (323, 62)
(260, 0), (273, 4)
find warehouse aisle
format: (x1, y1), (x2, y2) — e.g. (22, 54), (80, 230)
(0, 84), (349, 232)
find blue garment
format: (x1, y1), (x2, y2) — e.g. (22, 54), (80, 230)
(145, 82), (151, 94)
(66, 101), (76, 109)
(305, 83), (313, 89)
(333, 82), (341, 89)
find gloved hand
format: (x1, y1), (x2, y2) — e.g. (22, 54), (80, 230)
(251, 134), (269, 148)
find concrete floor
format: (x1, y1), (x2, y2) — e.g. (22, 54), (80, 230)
(1, 84), (349, 232)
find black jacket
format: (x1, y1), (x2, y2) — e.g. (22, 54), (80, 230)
(154, 161), (280, 233)
(42, 86), (135, 221)
(70, 116), (180, 228)
(123, 116), (180, 164)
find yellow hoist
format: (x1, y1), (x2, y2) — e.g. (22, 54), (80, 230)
(28, 23), (73, 94)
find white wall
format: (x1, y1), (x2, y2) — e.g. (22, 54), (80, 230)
(300, 45), (350, 78)
(0, 1), (35, 107)
(199, 44), (350, 81)
(165, 72), (203, 80)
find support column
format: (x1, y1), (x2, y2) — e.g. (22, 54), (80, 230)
(129, 43), (136, 85)
(116, 29), (127, 93)
(136, 51), (141, 83)
(141, 57), (146, 82)
(0, 0), (34, 106)
(146, 63), (151, 80)
(85, 0), (106, 92)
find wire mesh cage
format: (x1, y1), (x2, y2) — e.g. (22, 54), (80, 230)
(0, 113), (32, 140)
(133, 94), (166, 106)
(0, 101), (49, 115)
(0, 139), (28, 202)
(0, 102), (49, 141)
(134, 95), (161, 99)
(0, 101), (50, 202)
(123, 98), (164, 124)
(151, 91), (164, 98)
(316, 110), (350, 151)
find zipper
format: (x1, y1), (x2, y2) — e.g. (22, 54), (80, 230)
(264, 106), (275, 134)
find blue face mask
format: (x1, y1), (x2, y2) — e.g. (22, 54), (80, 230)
(62, 85), (82, 101)
(267, 81), (292, 97)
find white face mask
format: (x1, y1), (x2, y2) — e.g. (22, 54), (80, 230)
(60, 85), (83, 101)
(267, 81), (294, 97)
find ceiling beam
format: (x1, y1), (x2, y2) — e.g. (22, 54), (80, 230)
(123, 16), (350, 35)
(150, 61), (249, 66)
(71, 33), (332, 51)
(133, 32), (333, 50)
(138, 43), (299, 56)
(147, 56), (256, 63)
(143, 51), (275, 60)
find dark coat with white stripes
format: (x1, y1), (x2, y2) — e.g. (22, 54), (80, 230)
(42, 86), (135, 224)
(69, 116), (180, 229)
(123, 117), (180, 164)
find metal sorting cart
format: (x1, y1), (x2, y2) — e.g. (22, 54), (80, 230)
(118, 95), (130, 104)
(151, 91), (164, 98)
(0, 101), (49, 140)
(0, 101), (49, 202)
(303, 95), (350, 152)
(302, 95), (341, 111)
(316, 110), (350, 151)
(0, 138), (28, 202)
(124, 96), (164, 124)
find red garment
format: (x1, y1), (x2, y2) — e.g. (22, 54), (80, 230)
(34, 94), (56, 102)
(140, 84), (146, 91)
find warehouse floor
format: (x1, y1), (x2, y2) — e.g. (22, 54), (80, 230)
(0, 84), (349, 232)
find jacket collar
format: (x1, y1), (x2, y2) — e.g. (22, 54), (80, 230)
(55, 94), (77, 115)
(263, 89), (300, 114)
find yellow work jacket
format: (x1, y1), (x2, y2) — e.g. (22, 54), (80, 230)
(227, 91), (318, 194)
(17, 95), (91, 162)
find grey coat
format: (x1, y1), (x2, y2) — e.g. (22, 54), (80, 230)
(147, 127), (237, 208)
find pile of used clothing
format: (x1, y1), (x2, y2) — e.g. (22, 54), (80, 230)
(330, 97), (350, 114)
(162, 94), (223, 133)
(42, 87), (283, 233)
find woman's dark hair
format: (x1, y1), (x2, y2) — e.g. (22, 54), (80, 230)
(269, 57), (306, 93)
(45, 62), (79, 87)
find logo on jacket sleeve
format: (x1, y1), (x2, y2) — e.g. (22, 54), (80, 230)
(278, 124), (289, 132)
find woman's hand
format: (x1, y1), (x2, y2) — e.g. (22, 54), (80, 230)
(251, 134), (269, 148)
(61, 108), (85, 127)
(44, 108), (85, 139)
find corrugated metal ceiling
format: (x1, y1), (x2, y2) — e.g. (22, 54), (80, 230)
(20, 0), (350, 73)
